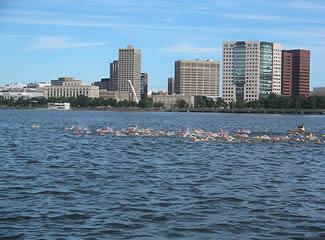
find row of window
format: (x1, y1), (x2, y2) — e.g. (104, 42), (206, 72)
(48, 90), (90, 97)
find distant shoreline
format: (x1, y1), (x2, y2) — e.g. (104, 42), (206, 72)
(1, 106), (325, 115)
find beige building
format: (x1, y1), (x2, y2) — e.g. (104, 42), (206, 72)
(99, 89), (130, 101)
(152, 95), (195, 108)
(118, 45), (141, 98)
(174, 60), (220, 97)
(223, 41), (282, 103)
(44, 77), (99, 98)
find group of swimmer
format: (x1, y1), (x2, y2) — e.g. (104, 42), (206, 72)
(61, 124), (325, 144)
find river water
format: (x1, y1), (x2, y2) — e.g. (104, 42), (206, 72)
(0, 110), (325, 239)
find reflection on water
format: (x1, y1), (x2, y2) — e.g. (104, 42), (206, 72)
(0, 110), (325, 239)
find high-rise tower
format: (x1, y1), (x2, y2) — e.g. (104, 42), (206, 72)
(118, 45), (141, 97)
(222, 41), (282, 103)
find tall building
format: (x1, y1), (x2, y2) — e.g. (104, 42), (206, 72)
(110, 60), (118, 91)
(118, 45), (141, 98)
(174, 60), (220, 97)
(168, 77), (174, 95)
(222, 41), (282, 103)
(281, 50), (310, 97)
(93, 78), (111, 90)
(140, 73), (148, 99)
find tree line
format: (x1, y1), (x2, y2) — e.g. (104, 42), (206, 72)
(1, 94), (325, 109)
(0, 96), (163, 108)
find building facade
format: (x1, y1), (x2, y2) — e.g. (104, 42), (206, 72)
(110, 60), (119, 91)
(168, 77), (174, 95)
(174, 60), (220, 97)
(118, 45), (141, 97)
(141, 73), (148, 99)
(0, 90), (44, 99)
(3, 83), (27, 91)
(94, 78), (111, 90)
(151, 91), (168, 96)
(27, 82), (50, 88)
(281, 49), (310, 97)
(222, 41), (282, 103)
(152, 95), (195, 108)
(44, 77), (99, 98)
(311, 87), (325, 96)
(99, 89), (130, 101)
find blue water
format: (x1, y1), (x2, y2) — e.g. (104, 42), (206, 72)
(0, 110), (325, 239)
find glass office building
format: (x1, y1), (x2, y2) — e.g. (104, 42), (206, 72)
(222, 41), (282, 103)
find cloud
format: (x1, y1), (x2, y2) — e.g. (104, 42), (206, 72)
(0, 12), (216, 32)
(163, 43), (221, 54)
(26, 36), (108, 50)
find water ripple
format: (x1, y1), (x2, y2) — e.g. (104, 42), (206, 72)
(0, 110), (325, 239)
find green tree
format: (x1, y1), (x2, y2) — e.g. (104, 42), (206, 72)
(235, 100), (245, 109)
(277, 96), (293, 109)
(153, 102), (164, 108)
(138, 98), (153, 108)
(174, 99), (188, 109)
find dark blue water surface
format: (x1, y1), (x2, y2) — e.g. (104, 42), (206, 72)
(0, 110), (325, 239)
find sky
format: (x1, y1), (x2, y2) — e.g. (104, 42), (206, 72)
(0, 0), (324, 91)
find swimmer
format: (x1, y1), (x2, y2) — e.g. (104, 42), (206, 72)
(297, 124), (305, 132)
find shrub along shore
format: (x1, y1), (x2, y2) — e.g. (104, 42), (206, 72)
(1, 94), (325, 114)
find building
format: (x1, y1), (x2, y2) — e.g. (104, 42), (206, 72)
(281, 49), (310, 97)
(0, 82), (45, 99)
(48, 103), (71, 110)
(151, 91), (168, 96)
(3, 83), (27, 91)
(222, 41), (282, 103)
(140, 73), (148, 99)
(311, 87), (325, 96)
(99, 89), (130, 101)
(94, 78), (111, 90)
(0, 90), (44, 99)
(168, 77), (174, 95)
(174, 60), (220, 97)
(51, 77), (78, 86)
(44, 77), (99, 99)
(110, 60), (119, 91)
(27, 82), (50, 88)
(118, 45), (141, 99)
(152, 95), (195, 108)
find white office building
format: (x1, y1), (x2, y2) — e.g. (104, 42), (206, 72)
(223, 41), (282, 103)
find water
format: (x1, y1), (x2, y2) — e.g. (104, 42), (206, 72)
(0, 110), (325, 239)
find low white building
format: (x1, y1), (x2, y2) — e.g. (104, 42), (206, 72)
(48, 102), (71, 110)
(0, 90), (44, 99)
(152, 95), (195, 108)
(3, 83), (27, 91)
(27, 82), (50, 88)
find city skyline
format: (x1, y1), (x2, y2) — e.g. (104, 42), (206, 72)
(0, 0), (324, 90)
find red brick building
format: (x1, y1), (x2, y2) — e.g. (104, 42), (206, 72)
(281, 50), (310, 97)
